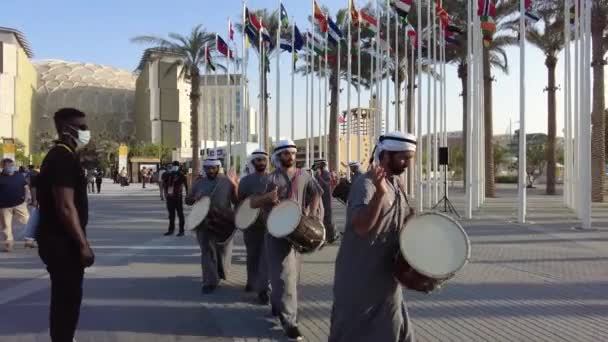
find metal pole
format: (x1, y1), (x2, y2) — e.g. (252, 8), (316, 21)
(517, 0), (527, 223)
(417, 0), (423, 211)
(465, 0), (473, 219)
(432, 5), (439, 205)
(581, 0), (592, 228)
(357, 20), (362, 162)
(347, 3), (352, 179)
(291, 20), (296, 141)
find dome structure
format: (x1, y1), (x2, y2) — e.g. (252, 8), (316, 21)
(34, 60), (136, 146)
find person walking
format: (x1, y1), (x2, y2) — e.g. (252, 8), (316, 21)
(36, 107), (95, 342)
(119, 167), (128, 187)
(86, 169), (95, 194)
(314, 159), (338, 244)
(141, 167), (148, 189)
(0, 158), (30, 252)
(95, 169), (103, 193)
(157, 166), (167, 200)
(163, 161), (187, 236)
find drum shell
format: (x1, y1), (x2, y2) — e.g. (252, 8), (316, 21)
(202, 207), (236, 243)
(287, 215), (326, 254)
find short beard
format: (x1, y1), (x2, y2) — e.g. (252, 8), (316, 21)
(281, 159), (295, 168)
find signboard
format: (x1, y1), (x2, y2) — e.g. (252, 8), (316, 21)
(206, 148), (225, 158)
(118, 144), (128, 172)
(2, 142), (15, 162)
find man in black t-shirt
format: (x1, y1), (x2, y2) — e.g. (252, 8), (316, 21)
(163, 161), (188, 236)
(37, 107), (94, 342)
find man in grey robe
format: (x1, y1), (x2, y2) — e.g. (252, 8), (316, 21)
(330, 131), (417, 342)
(348, 161), (364, 184)
(188, 158), (238, 294)
(251, 139), (323, 341)
(314, 159), (338, 243)
(237, 149), (271, 304)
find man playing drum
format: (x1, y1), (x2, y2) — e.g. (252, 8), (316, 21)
(314, 159), (338, 244)
(237, 149), (271, 304)
(329, 131), (417, 342)
(250, 139), (322, 341)
(188, 158), (239, 294)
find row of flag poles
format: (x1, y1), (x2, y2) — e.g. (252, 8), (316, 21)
(199, 0), (593, 225)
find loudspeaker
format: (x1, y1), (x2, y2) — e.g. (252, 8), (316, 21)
(438, 147), (449, 166)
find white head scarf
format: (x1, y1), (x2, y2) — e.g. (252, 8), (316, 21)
(373, 131), (417, 165)
(348, 161), (361, 167)
(203, 158), (222, 167)
(272, 139), (297, 168)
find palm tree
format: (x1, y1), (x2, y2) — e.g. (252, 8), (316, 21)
(131, 25), (217, 177)
(591, 0), (608, 202)
(445, 0), (518, 196)
(526, 5), (565, 195)
(236, 8), (280, 150)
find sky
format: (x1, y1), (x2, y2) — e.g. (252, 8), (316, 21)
(2, 0), (571, 141)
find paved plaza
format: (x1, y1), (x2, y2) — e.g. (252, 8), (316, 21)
(0, 181), (607, 341)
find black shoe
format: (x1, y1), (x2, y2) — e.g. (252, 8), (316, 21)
(257, 291), (270, 305)
(176, 231), (185, 237)
(202, 285), (217, 294)
(163, 231), (174, 236)
(285, 325), (303, 341)
(244, 284), (253, 292)
(271, 305), (280, 317)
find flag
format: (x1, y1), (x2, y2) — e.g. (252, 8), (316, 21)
(436, 1), (449, 28)
(314, 0), (328, 33)
(406, 24), (418, 47)
(245, 8), (261, 46)
(328, 17), (343, 46)
(445, 31), (460, 45)
(228, 19), (234, 40)
(280, 3), (289, 29)
(349, 0), (359, 26)
(293, 25), (304, 51)
(391, 0), (413, 19)
(360, 11), (378, 34)
(478, 0), (496, 17)
(216, 35), (234, 59)
(260, 20), (272, 45)
(338, 114), (346, 123)
(478, 0), (496, 48)
(306, 32), (325, 55)
(280, 37), (294, 52)
(523, 0), (540, 24)
(447, 24), (464, 34)
(205, 46), (216, 72)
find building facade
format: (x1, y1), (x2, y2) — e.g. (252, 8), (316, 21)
(0, 27), (37, 155)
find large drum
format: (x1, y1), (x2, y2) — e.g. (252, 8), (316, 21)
(394, 212), (470, 293)
(267, 200), (326, 254)
(332, 178), (351, 204)
(235, 197), (260, 230)
(186, 197), (211, 230)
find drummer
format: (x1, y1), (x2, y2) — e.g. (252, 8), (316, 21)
(314, 159), (338, 244)
(188, 158), (239, 294)
(237, 149), (271, 304)
(348, 161), (364, 184)
(250, 139), (322, 341)
(329, 131), (417, 342)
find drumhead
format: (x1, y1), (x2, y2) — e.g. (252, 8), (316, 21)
(235, 197), (260, 230)
(186, 197), (211, 230)
(267, 200), (301, 238)
(400, 213), (470, 278)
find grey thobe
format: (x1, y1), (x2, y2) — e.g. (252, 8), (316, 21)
(315, 170), (334, 234)
(329, 172), (414, 342)
(191, 175), (236, 287)
(264, 168), (323, 328)
(238, 172), (270, 292)
(351, 169), (364, 185)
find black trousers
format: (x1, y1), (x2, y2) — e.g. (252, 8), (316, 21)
(166, 196), (185, 233)
(38, 238), (85, 342)
(96, 180), (102, 193)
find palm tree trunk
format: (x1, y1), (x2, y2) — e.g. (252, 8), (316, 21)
(458, 62), (467, 187)
(190, 68), (201, 177)
(329, 62), (339, 173)
(545, 56), (557, 195)
(483, 48), (495, 197)
(591, 12), (606, 202)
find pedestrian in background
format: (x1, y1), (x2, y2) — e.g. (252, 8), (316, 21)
(95, 169), (103, 193)
(86, 169), (95, 193)
(163, 161), (187, 236)
(36, 108), (95, 342)
(120, 167), (128, 187)
(0, 158), (30, 252)
(158, 165), (167, 201)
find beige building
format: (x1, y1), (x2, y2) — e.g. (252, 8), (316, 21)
(293, 134), (373, 172)
(35, 60), (136, 148)
(0, 27), (37, 155)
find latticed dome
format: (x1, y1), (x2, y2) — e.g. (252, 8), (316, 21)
(34, 60), (136, 143)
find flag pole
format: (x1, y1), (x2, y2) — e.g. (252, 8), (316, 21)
(241, 1), (248, 169)
(214, 35), (219, 153)
(318, 38), (323, 160)
(573, 0), (580, 215)
(581, 0), (591, 229)
(347, 0), (352, 179)
(305, 31), (310, 168)
(357, 14), (362, 163)
(291, 19), (296, 141)
(276, 0), (281, 145)
(403, 24), (408, 135)
(517, 0), (527, 223)
(394, 6), (399, 131)
(203, 42), (209, 158)
(337, 30), (342, 172)
(432, 4), (438, 204)
(425, 0), (432, 209)
(385, 0), (390, 133)
(564, 0), (571, 207)
(416, 0), (423, 211)
(324, 30), (329, 160)
(227, 26), (233, 171)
